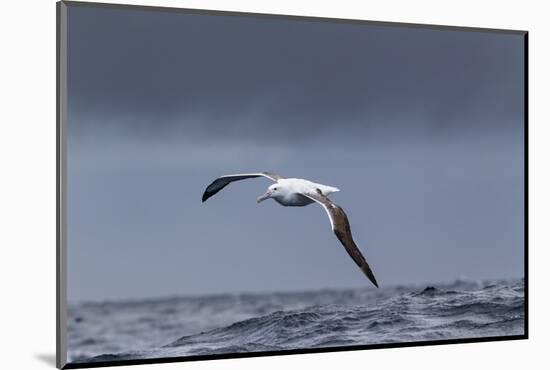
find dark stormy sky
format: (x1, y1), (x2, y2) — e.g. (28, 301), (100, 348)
(66, 4), (525, 302)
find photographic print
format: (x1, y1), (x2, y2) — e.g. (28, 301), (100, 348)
(57, 1), (527, 368)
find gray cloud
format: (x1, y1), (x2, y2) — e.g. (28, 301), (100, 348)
(68, 6), (524, 143)
(66, 4), (525, 302)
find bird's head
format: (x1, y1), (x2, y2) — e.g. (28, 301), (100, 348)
(257, 183), (284, 203)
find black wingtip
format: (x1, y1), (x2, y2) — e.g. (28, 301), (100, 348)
(366, 271), (379, 288)
(201, 192), (209, 203)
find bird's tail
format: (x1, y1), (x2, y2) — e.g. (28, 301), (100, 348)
(323, 185), (340, 194)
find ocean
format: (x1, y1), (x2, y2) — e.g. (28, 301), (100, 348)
(67, 278), (524, 364)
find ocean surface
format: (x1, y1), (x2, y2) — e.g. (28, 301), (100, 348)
(67, 278), (524, 364)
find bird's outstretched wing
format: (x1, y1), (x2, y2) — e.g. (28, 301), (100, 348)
(202, 172), (284, 202)
(301, 191), (379, 288)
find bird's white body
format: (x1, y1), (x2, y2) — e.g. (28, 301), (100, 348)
(262, 178), (340, 207)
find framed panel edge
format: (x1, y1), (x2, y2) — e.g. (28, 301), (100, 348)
(57, 1), (68, 368)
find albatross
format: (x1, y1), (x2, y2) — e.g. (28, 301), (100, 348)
(201, 172), (379, 288)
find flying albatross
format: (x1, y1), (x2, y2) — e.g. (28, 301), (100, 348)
(201, 172), (379, 288)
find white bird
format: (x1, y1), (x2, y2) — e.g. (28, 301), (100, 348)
(201, 172), (378, 287)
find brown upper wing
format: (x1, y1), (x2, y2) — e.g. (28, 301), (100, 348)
(202, 172), (284, 202)
(301, 191), (379, 288)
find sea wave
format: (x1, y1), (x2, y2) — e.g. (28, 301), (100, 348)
(68, 279), (525, 363)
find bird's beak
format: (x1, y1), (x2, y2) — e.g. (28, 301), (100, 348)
(256, 191), (272, 203)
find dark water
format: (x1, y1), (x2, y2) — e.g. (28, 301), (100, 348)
(68, 279), (524, 364)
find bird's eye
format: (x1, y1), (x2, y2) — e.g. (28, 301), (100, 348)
(273, 187), (277, 191)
